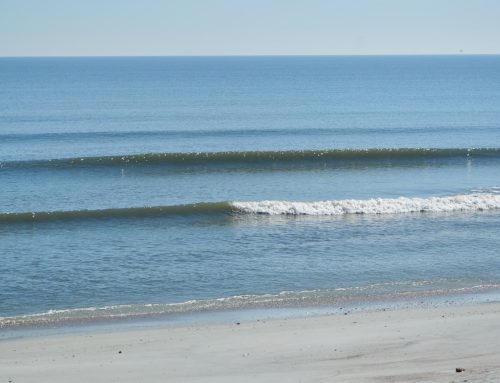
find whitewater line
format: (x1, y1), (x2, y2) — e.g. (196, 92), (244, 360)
(231, 194), (500, 215)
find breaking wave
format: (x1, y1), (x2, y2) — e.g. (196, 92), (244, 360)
(1, 193), (500, 223)
(233, 194), (500, 215)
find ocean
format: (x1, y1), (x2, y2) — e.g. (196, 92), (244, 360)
(1, 55), (500, 330)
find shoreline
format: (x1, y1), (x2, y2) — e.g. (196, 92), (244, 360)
(2, 302), (500, 382)
(2, 283), (500, 338)
(2, 284), (500, 340)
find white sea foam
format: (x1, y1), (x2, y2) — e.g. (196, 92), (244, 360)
(3, 282), (500, 329)
(232, 194), (500, 216)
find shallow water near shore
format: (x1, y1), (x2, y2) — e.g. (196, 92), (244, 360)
(2, 282), (500, 341)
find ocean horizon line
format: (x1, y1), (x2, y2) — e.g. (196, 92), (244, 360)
(1, 53), (500, 59)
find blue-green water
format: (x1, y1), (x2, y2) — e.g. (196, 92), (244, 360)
(1, 56), (500, 327)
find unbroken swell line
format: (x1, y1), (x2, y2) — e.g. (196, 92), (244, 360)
(2, 148), (499, 170)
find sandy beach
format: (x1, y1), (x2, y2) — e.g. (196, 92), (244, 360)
(2, 303), (500, 382)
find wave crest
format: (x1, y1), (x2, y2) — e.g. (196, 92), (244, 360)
(2, 148), (499, 169)
(1, 194), (499, 223)
(232, 194), (500, 215)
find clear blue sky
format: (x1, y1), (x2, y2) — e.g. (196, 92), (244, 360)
(1, 0), (499, 56)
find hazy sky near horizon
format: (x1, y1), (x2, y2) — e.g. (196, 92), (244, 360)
(1, 0), (499, 56)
